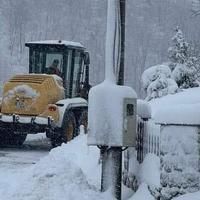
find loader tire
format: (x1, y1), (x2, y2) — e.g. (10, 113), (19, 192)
(0, 132), (27, 147)
(9, 134), (27, 146)
(0, 132), (11, 147)
(51, 111), (76, 147)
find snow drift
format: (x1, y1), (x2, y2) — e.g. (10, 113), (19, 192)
(3, 134), (111, 200)
(150, 87), (200, 124)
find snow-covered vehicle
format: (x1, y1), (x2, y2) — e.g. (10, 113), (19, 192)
(0, 40), (90, 147)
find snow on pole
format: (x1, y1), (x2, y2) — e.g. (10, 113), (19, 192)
(105, 0), (119, 83)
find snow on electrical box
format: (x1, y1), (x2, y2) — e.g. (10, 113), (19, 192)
(87, 81), (137, 147)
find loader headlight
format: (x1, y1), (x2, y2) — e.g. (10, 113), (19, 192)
(48, 105), (57, 112)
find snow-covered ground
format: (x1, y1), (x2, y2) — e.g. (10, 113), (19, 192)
(0, 133), (50, 199)
(0, 131), (156, 200)
(150, 87), (200, 200)
(150, 87), (200, 124)
(0, 133), (109, 200)
(172, 191), (200, 200)
(0, 88), (199, 199)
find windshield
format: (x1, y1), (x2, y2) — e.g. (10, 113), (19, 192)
(30, 50), (63, 76)
(45, 53), (63, 75)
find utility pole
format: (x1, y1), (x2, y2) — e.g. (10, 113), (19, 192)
(88, 1), (132, 200)
(101, 1), (126, 200)
(112, 1), (126, 199)
(118, 0), (126, 86)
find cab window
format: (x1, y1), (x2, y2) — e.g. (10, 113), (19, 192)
(30, 50), (63, 75)
(65, 50), (73, 97)
(45, 53), (63, 74)
(71, 51), (83, 97)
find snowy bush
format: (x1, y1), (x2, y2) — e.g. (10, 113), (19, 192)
(160, 126), (200, 200)
(141, 64), (178, 101)
(168, 27), (199, 89)
(172, 63), (199, 88)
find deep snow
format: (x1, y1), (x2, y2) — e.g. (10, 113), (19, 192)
(0, 131), (157, 200)
(150, 87), (200, 124)
(0, 133), (111, 200)
(149, 87), (200, 199)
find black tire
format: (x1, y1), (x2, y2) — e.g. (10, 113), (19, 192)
(0, 131), (10, 147)
(0, 132), (27, 147)
(9, 134), (27, 146)
(51, 110), (76, 147)
(50, 135), (62, 148)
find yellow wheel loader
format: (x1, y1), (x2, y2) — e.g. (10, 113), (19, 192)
(0, 40), (90, 147)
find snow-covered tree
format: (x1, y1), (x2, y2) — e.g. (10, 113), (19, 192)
(141, 64), (178, 101)
(168, 27), (199, 88)
(168, 27), (190, 65)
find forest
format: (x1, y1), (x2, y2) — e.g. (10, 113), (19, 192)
(0, 0), (200, 97)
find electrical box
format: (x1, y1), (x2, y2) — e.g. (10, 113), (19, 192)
(87, 83), (137, 147)
(123, 98), (137, 147)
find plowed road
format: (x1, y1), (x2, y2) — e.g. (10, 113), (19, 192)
(0, 133), (50, 169)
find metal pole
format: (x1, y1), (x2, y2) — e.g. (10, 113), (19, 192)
(112, 1), (126, 199)
(118, 0), (126, 86)
(100, 147), (122, 200)
(110, 147), (122, 200)
(101, 1), (126, 200)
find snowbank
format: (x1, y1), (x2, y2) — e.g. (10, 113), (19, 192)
(150, 87), (200, 124)
(139, 154), (160, 188)
(128, 183), (154, 200)
(172, 191), (200, 200)
(4, 134), (111, 200)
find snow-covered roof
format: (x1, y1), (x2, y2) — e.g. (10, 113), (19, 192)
(150, 87), (200, 125)
(26, 40), (84, 48)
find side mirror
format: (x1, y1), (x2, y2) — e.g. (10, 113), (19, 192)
(84, 51), (90, 65)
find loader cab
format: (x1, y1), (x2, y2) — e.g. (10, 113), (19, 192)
(25, 40), (90, 99)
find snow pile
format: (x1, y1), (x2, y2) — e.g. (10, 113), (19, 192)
(128, 183), (154, 200)
(141, 64), (178, 101)
(150, 87), (200, 124)
(139, 154), (160, 188)
(123, 148), (140, 191)
(123, 151), (160, 199)
(4, 134), (111, 200)
(0, 133), (158, 200)
(88, 80), (137, 146)
(172, 191), (200, 200)
(153, 103), (200, 125)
